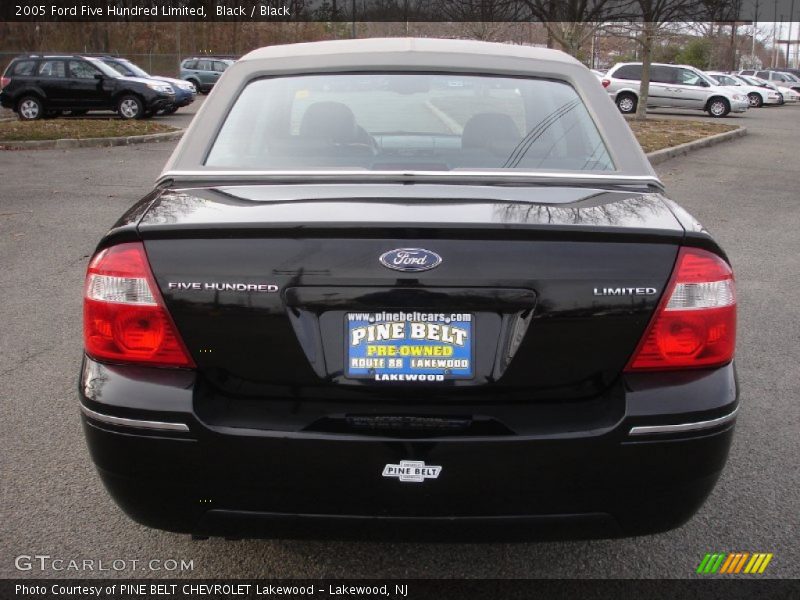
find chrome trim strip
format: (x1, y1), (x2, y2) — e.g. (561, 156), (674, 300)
(158, 169), (663, 188)
(628, 407), (739, 436)
(80, 404), (190, 433)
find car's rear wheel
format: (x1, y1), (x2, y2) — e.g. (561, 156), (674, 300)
(159, 105), (179, 115)
(17, 96), (43, 120)
(747, 92), (763, 108)
(707, 97), (730, 118)
(187, 79), (201, 93)
(616, 93), (637, 114)
(117, 95), (144, 120)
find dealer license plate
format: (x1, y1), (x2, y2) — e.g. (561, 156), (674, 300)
(346, 311), (473, 382)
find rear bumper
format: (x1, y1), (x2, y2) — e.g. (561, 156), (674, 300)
(79, 357), (738, 540)
(0, 92), (14, 109)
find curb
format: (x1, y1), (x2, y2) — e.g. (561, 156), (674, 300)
(645, 126), (747, 165)
(0, 129), (183, 150)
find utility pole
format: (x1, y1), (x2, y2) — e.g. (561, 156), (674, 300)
(791, 0), (797, 67)
(785, 0), (795, 67)
(752, 0), (759, 61)
(773, 0), (779, 67)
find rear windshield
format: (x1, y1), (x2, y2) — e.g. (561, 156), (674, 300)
(205, 73), (614, 172)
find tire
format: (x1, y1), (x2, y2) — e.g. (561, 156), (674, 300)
(187, 79), (200, 93)
(117, 94), (144, 120)
(615, 92), (637, 114)
(158, 105), (179, 115)
(707, 97), (730, 118)
(17, 95), (43, 120)
(747, 92), (763, 108)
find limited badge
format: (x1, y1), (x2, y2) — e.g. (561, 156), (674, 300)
(382, 460), (442, 483)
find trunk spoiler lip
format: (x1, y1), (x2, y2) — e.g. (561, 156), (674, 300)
(156, 169), (664, 192)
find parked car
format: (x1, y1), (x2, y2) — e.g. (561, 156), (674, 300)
(603, 62), (748, 117)
(737, 74), (785, 104)
(0, 54), (174, 120)
(100, 56), (196, 114)
(179, 57), (235, 93)
(777, 68), (800, 80)
(741, 75), (799, 103)
(80, 39), (738, 541)
(705, 71), (782, 107)
(739, 69), (800, 92)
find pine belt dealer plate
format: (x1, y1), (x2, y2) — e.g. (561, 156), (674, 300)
(346, 311), (473, 382)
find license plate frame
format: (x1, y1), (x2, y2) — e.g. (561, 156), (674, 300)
(345, 311), (474, 382)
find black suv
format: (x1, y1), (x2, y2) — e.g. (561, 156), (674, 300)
(0, 54), (175, 120)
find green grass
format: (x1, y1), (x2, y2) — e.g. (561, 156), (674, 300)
(0, 119), (177, 142)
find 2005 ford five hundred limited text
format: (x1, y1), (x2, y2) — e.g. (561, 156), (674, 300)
(79, 39), (738, 540)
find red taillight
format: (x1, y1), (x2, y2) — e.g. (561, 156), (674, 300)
(0, 76), (10, 90)
(625, 247), (736, 371)
(83, 242), (195, 368)
(601, 78), (611, 88)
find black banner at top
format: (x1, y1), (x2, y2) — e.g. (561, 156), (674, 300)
(3, 579), (800, 600)
(2, 0), (796, 23)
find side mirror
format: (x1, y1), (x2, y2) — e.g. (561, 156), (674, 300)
(699, 80), (710, 87)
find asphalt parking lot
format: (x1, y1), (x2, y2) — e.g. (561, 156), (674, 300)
(0, 104), (798, 579)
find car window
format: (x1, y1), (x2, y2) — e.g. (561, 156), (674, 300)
(206, 73), (615, 173)
(104, 61), (133, 77)
(182, 60), (197, 70)
(650, 66), (673, 84)
(68, 60), (101, 79)
(37, 61), (66, 77)
(196, 60), (211, 71)
(11, 60), (36, 76)
(614, 65), (641, 80)
(716, 75), (738, 86)
(676, 69), (704, 86)
(756, 71), (770, 79)
(213, 61), (229, 72)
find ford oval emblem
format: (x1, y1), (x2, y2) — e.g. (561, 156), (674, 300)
(379, 248), (442, 272)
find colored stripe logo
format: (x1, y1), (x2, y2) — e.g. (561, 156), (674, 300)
(697, 552), (773, 574)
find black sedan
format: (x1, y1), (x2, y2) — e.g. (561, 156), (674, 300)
(79, 38), (738, 540)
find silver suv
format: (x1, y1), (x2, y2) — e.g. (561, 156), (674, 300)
(603, 62), (749, 117)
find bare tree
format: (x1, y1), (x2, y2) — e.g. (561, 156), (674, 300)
(523, 0), (633, 57)
(606, 0), (696, 120)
